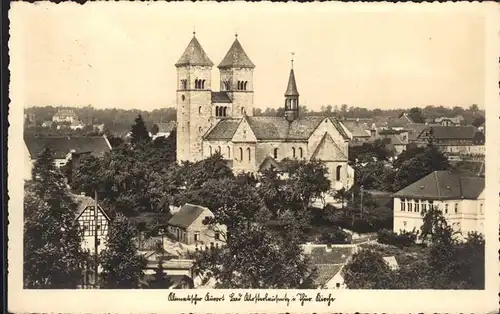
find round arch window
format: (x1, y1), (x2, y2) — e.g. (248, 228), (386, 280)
(181, 95), (185, 101)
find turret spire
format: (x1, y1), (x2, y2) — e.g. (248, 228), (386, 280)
(284, 55), (299, 122)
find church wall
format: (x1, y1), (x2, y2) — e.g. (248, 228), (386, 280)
(212, 102), (233, 118)
(254, 141), (308, 168)
(220, 68), (254, 118)
(232, 143), (257, 173)
(203, 140), (233, 160)
(308, 118), (349, 159)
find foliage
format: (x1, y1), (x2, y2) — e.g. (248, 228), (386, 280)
(353, 160), (394, 191)
(407, 107), (426, 123)
(377, 228), (418, 247)
(319, 227), (349, 244)
(24, 147), (87, 288)
(192, 225), (316, 289)
(100, 213), (146, 288)
(130, 115), (151, 145)
(472, 115), (485, 128)
(393, 144), (450, 192)
(343, 249), (394, 289)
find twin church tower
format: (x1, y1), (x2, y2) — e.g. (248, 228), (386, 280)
(175, 33), (299, 162)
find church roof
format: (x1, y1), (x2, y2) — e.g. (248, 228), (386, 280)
(211, 91), (232, 103)
(285, 69), (299, 96)
(204, 118), (241, 140)
(204, 116), (349, 141)
(175, 35), (214, 67)
(218, 37), (255, 69)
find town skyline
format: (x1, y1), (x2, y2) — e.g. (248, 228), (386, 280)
(12, 2), (485, 111)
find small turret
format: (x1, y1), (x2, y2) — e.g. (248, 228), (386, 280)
(284, 53), (299, 122)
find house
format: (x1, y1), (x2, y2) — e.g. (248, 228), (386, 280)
(175, 33), (354, 192)
(378, 129), (409, 155)
(24, 135), (112, 180)
(166, 203), (226, 246)
(340, 120), (376, 146)
(52, 108), (78, 123)
(42, 120), (54, 128)
(140, 251), (195, 289)
(72, 193), (111, 288)
(434, 115), (465, 126)
(152, 121), (176, 140)
(392, 170), (485, 236)
(302, 244), (359, 289)
(416, 125), (485, 156)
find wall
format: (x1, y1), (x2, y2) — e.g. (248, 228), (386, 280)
(176, 65), (214, 163)
(219, 67), (254, 118)
(203, 140), (233, 160)
(186, 209), (227, 246)
(393, 197), (484, 236)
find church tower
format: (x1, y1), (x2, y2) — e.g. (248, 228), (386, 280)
(218, 34), (255, 118)
(175, 32), (214, 163)
(284, 55), (299, 122)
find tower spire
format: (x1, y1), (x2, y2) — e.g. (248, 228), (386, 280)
(284, 54), (299, 122)
(291, 52), (294, 69)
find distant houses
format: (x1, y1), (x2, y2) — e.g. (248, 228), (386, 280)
(52, 109), (78, 123)
(416, 125), (485, 156)
(24, 135), (112, 180)
(151, 121), (176, 140)
(392, 170), (485, 236)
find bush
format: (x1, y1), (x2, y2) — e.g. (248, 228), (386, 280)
(319, 227), (350, 244)
(377, 228), (418, 247)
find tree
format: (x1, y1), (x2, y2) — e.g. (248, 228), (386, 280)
(472, 115), (485, 128)
(393, 145), (449, 191)
(151, 123), (159, 136)
(407, 107), (426, 123)
(343, 249), (393, 289)
(100, 214), (146, 288)
(130, 115), (151, 145)
(192, 224), (316, 289)
(24, 147), (86, 288)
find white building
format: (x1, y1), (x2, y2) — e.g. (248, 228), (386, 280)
(52, 109), (78, 123)
(392, 170), (485, 236)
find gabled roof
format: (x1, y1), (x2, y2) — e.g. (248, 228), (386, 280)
(24, 135), (112, 159)
(218, 37), (255, 69)
(306, 245), (357, 264)
(175, 35), (214, 68)
(341, 122), (372, 138)
(167, 203), (210, 229)
(392, 170), (484, 200)
(71, 193), (111, 221)
(314, 264), (343, 286)
(311, 133), (347, 161)
(419, 125), (478, 140)
(205, 115), (349, 142)
(211, 91), (232, 103)
(204, 118), (241, 140)
(285, 69), (299, 96)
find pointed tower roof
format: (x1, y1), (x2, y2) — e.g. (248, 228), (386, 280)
(285, 68), (299, 96)
(218, 36), (255, 69)
(175, 33), (214, 68)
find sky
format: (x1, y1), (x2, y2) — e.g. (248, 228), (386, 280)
(11, 2), (487, 111)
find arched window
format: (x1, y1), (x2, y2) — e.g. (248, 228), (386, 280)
(209, 146), (212, 156)
(216, 106), (219, 117)
(218, 146), (221, 153)
(247, 147), (251, 161)
(237, 81), (241, 90)
(273, 148), (278, 159)
(181, 79), (187, 90)
(198, 106), (202, 114)
(239, 147), (243, 161)
(195, 79), (199, 89)
(199, 126), (202, 133)
(336, 165), (342, 181)
(241, 107), (245, 115)
(201, 79), (206, 89)
(227, 146), (231, 158)
(299, 147), (303, 158)
(292, 147), (296, 158)
(243, 81), (248, 90)
(223, 107), (227, 117)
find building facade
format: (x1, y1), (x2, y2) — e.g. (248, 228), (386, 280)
(392, 170), (485, 236)
(175, 33), (353, 191)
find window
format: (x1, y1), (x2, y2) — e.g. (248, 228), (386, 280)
(247, 147), (251, 161)
(227, 146), (231, 158)
(445, 203), (449, 214)
(429, 201), (434, 209)
(181, 79), (187, 90)
(292, 147), (296, 158)
(454, 203), (458, 214)
(201, 79), (206, 89)
(194, 232), (200, 242)
(299, 147), (303, 158)
(199, 106), (202, 114)
(181, 95), (185, 101)
(336, 283), (341, 288)
(215, 231), (220, 240)
(239, 147), (243, 161)
(401, 199), (406, 211)
(422, 202), (427, 212)
(403, 221), (407, 227)
(209, 146), (212, 156)
(415, 201), (419, 213)
(273, 148), (278, 159)
(223, 107), (227, 117)
(217, 146), (221, 153)
(480, 203), (484, 215)
(408, 201), (413, 212)
(241, 107), (246, 114)
(336, 165), (342, 181)
(199, 126), (202, 133)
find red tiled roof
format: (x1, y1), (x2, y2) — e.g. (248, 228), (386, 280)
(218, 38), (255, 69)
(393, 170), (484, 200)
(175, 35), (214, 67)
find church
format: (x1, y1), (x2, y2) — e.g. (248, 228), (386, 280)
(175, 33), (354, 191)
